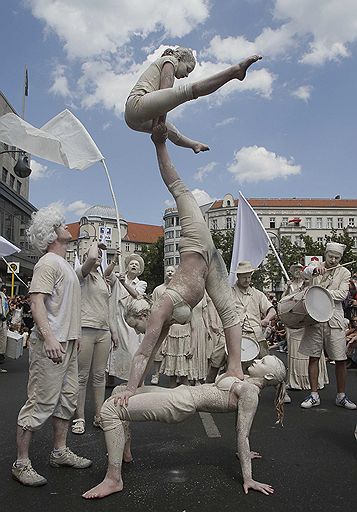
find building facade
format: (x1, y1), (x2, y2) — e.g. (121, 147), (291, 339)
(163, 193), (357, 267)
(0, 91), (37, 294)
(66, 205), (163, 269)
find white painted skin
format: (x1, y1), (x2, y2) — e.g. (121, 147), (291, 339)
(81, 355), (285, 500)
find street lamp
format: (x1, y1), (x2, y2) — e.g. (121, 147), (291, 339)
(0, 150), (32, 178)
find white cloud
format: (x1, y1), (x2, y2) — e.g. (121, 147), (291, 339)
(273, 0), (357, 65)
(194, 161), (218, 182)
(65, 200), (90, 216)
(29, 159), (52, 180)
(191, 188), (214, 205)
(27, 0), (210, 59)
(228, 145), (301, 183)
(164, 198), (175, 208)
(215, 117), (238, 127)
(291, 85), (313, 102)
(49, 64), (71, 97)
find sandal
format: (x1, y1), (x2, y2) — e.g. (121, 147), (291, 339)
(71, 418), (85, 434)
(93, 416), (103, 429)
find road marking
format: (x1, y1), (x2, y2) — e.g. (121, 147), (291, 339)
(199, 412), (221, 438)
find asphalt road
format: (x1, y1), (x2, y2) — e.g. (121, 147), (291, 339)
(1, 351), (356, 512)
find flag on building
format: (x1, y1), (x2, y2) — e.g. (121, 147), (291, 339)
(228, 191), (270, 286)
(24, 67), (29, 96)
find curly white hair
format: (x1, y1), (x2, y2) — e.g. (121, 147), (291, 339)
(27, 203), (66, 254)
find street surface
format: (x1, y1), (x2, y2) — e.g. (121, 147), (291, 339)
(1, 352), (356, 512)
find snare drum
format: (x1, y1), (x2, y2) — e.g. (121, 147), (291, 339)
(278, 285), (334, 329)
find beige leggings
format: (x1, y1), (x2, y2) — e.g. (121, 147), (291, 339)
(125, 84), (195, 146)
(75, 327), (111, 419)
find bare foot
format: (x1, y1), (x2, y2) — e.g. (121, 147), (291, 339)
(236, 55), (262, 81)
(192, 142), (210, 153)
(123, 448), (133, 463)
(82, 477), (123, 499)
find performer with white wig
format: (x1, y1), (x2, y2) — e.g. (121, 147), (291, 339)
(12, 205), (92, 487)
(300, 242), (356, 409)
(125, 47), (261, 153)
(82, 355), (286, 499)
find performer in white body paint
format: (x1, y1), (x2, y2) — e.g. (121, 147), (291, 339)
(114, 123), (244, 408)
(82, 355), (286, 499)
(125, 47), (261, 153)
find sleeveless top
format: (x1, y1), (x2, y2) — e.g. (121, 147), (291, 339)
(188, 376), (241, 413)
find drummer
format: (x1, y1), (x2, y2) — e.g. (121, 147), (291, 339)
(299, 242), (356, 410)
(232, 261), (277, 360)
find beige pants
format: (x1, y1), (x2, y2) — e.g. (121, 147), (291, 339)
(17, 337), (78, 431)
(75, 327), (111, 419)
(0, 322), (7, 355)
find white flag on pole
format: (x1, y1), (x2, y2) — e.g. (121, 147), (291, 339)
(228, 191), (270, 286)
(0, 110), (104, 170)
(74, 251), (81, 271)
(0, 236), (21, 257)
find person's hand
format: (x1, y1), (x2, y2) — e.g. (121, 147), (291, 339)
(118, 273), (126, 284)
(111, 333), (119, 349)
(151, 122), (168, 144)
(243, 479), (274, 495)
(44, 338), (65, 363)
(313, 266), (326, 275)
(161, 347), (167, 356)
(98, 242), (107, 250)
(250, 451), (262, 460)
(110, 388), (135, 407)
(346, 336), (357, 355)
(113, 249), (121, 264)
(261, 318), (270, 328)
(185, 346), (194, 359)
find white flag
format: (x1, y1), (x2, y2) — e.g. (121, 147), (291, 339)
(74, 251), (81, 270)
(0, 236), (21, 257)
(0, 110), (104, 170)
(228, 191), (270, 286)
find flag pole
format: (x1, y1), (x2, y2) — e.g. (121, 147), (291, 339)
(22, 66), (28, 120)
(266, 238), (290, 281)
(100, 159), (122, 273)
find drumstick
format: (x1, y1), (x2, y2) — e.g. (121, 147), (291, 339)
(324, 260), (357, 272)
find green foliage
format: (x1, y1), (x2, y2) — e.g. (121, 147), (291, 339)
(211, 229), (234, 268)
(140, 236), (164, 293)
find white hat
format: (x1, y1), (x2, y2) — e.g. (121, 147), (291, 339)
(125, 254), (145, 275)
(325, 242), (346, 256)
(236, 261), (255, 274)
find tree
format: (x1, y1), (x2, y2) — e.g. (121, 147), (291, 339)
(140, 236), (164, 293)
(211, 229), (234, 268)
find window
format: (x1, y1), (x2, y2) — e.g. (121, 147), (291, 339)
(337, 218), (343, 229)
(175, 243), (179, 251)
(2, 167), (8, 183)
(269, 217), (275, 228)
(165, 244), (174, 253)
(294, 236), (301, 246)
(125, 242), (130, 251)
(348, 218), (355, 227)
(226, 200), (231, 206)
(134, 243), (141, 252)
(165, 217), (174, 228)
(165, 257), (174, 266)
(9, 175), (15, 188)
(175, 257), (180, 265)
(166, 230), (174, 239)
(175, 216), (180, 226)
(306, 217), (312, 229)
(316, 217), (322, 229)
(226, 217), (232, 229)
(211, 219), (218, 230)
(175, 229), (180, 237)
(327, 217), (333, 229)
(353, 237), (357, 248)
(317, 237), (323, 243)
(16, 180), (22, 194)
(281, 217), (288, 227)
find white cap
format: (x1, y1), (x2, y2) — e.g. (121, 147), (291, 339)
(325, 242), (346, 255)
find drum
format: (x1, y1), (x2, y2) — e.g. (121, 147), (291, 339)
(224, 335), (260, 361)
(241, 336), (260, 362)
(277, 285), (334, 329)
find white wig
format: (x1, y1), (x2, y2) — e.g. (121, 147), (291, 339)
(27, 203), (66, 254)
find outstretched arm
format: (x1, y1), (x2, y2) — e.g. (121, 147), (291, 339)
(236, 388), (274, 496)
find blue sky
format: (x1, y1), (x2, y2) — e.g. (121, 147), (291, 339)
(1, 0), (357, 225)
